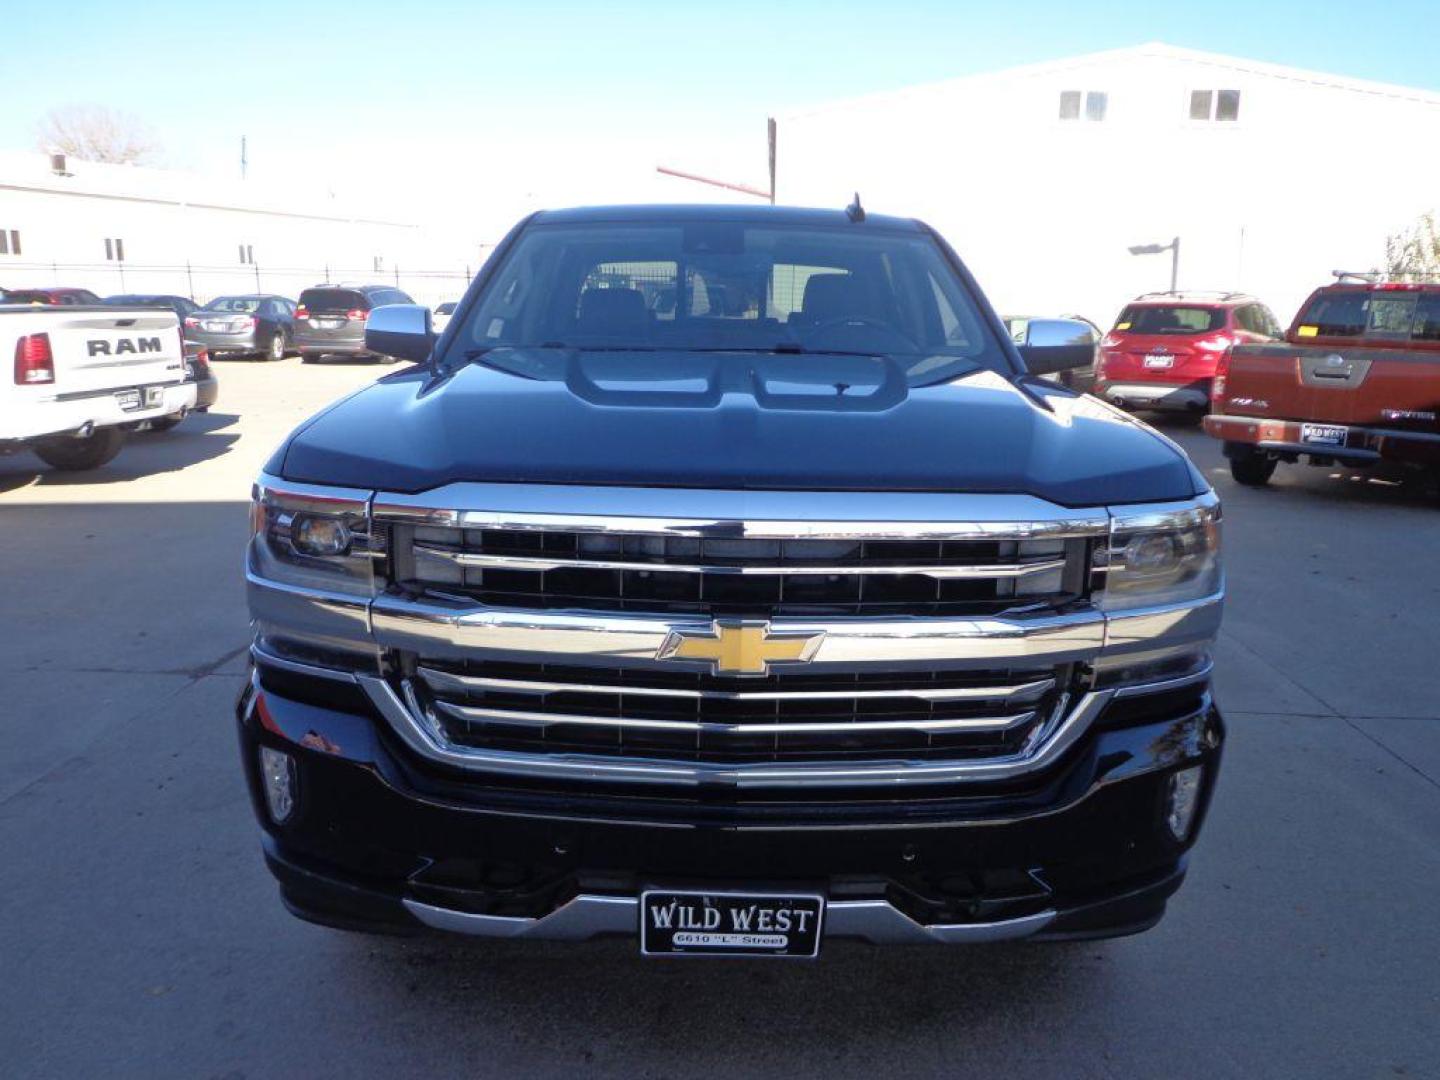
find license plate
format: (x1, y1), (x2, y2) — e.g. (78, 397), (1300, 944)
(203, 320), (230, 332)
(1144, 354), (1174, 369)
(1301, 423), (1347, 446)
(115, 389), (141, 410)
(311, 318), (342, 330)
(641, 890), (824, 958)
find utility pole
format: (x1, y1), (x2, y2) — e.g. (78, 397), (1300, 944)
(767, 117), (777, 205)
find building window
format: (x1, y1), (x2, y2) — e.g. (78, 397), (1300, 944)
(0, 229), (18, 256)
(1190, 89), (1241, 122)
(373, 255), (384, 272)
(239, 244), (254, 264)
(1059, 90), (1107, 121)
(104, 237), (126, 261)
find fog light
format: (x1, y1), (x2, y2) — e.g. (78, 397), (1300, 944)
(259, 747), (297, 824)
(1166, 765), (1204, 841)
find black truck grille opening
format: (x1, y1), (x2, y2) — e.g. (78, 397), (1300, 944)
(402, 658), (1068, 765)
(395, 527), (1085, 617)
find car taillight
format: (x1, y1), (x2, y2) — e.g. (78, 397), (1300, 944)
(1212, 348), (1231, 401)
(295, 305), (309, 319)
(14, 333), (55, 384)
(184, 316), (200, 328)
(346, 308), (367, 321)
(1195, 334), (1234, 352)
(1099, 333), (1121, 349)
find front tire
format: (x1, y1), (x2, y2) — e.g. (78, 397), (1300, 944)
(147, 415), (184, 433)
(300, 351), (320, 364)
(1229, 447), (1277, 486)
(267, 332), (286, 362)
(32, 427), (126, 471)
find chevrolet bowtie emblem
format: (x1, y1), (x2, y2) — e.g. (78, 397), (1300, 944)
(657, 619), (825, 676)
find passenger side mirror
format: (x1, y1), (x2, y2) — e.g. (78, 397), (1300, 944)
(1016, 318), (1096, 377)
(365, 304), (434, 363)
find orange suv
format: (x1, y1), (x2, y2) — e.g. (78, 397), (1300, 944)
(1095, 292), (1282, 419)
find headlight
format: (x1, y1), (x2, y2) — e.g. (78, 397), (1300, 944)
(1099, 496), (1221, 612)
(249, 478), (377, 596)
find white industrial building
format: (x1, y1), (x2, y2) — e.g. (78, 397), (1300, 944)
(773, 43), (1440, 325)
(0, 150), (465, 305)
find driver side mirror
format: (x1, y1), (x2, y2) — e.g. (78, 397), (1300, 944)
(1015, 318), (1096, 377)
(365, 304), (434, 363)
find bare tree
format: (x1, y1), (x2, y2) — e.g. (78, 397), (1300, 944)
(36, 104), (160, 165)
(1383, 211), (1440, 280)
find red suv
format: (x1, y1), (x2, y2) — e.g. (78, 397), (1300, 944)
(1095, 292), (1282, 418)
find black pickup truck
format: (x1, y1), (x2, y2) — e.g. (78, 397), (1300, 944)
(240, 205), (1224, 956)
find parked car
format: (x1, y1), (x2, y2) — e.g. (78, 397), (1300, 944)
(1095, 292), (1282, 420)
(432, 301), (459, 332)
(240, 204), (1225, 954)
(103, 294), (202, 321)
(184, 294), (296, 361)
(293, 284), (415, 362)
(1, 300), (193, 469)
(1, 287), (102, 305)
(1204, 276), (1440, 487)
(1003, 314), (1099, 392)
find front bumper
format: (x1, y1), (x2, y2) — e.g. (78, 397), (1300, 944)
(1099, 380), (1210, 411)
(238, 669), (1223, 945)
(1204, 413), (1440, 469)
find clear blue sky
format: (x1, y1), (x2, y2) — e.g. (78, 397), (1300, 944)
(4, 0), (1438, 196)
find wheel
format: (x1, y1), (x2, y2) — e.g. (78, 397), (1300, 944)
(376, 353), (398, 365)
(1229, 447), (1277, 486)
(32, 427), (126, 471)
(1172, 410), (1207, 427)
(300, 351), (320, 364)
(267, 332), (286, 362)
(148, 415), (184, 433)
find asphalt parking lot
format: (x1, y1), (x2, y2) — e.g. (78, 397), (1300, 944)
(2, 359), (1438, 1079)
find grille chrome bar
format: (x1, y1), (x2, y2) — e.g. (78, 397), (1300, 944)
(412, 543), (1067, 581)
(432, 699), (1038, 736)
(416, 665), (1056, 705)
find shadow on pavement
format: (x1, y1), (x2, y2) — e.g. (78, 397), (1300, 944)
(0, 413), (243, 493)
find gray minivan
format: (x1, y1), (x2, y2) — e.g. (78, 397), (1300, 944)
(294, 284), (415, 363)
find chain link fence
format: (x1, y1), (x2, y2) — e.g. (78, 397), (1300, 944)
(1, 260), (484, 310)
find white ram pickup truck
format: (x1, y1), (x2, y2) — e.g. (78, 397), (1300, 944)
(0, 302), (196, 470)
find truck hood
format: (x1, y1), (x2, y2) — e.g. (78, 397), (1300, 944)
(274, 350), (1201, 506)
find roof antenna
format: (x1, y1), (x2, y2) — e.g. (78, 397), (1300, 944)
(846, 192), (865, 223)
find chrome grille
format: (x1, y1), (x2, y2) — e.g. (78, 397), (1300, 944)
(397, 528), (1085, 617)
(401, 658), (1068, 763)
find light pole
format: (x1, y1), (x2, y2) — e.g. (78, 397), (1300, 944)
(1128, 236), (1180, 293)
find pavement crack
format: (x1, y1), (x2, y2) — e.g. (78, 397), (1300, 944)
(1344, 718), (1440, 794)
(1219, 625), (1342, 716)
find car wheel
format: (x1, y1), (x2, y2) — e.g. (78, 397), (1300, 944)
(267, 332), (286, 361)
(1228, 447), (1277, 486)
(300, 351), (320, 364)
(147, 415), (184, 433)
(32, 427), (126, 471)
(376, 354), (398, 365)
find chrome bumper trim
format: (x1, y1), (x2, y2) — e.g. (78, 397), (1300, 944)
(249, 643), (360, 683)
(370, 597), (1108, 672)
(372, 481), (1110, 539)
(415, 666), (1056, 705)
(358, 674), (1108, 788)
(431, 699), (1037, 736)
(401, 893), (1054, 945)
(412, 542), (1068, 580)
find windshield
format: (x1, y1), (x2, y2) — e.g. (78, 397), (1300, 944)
(447, 220), (1009, 384)
(204, 296), (263, 313)
(1115, 305), (1225, 334)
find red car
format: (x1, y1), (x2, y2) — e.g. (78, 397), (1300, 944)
(1095, 292), (1283, 419)
(0, 287), (102, 306)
